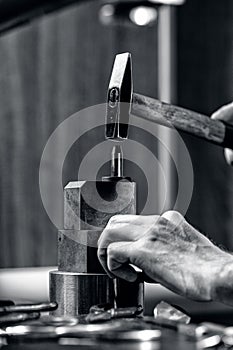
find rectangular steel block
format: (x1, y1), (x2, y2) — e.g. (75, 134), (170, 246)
(58, 230), (103, 273)
(64, 180), (136, 230)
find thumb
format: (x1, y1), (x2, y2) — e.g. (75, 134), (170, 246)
(211, 103), (233, 166)
(107, 241), (138, 282)
(211, 102), (233, 124)
(224, 148), (233, 166)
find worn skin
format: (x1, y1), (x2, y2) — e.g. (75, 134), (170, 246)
(98, 211), (233, 304)
(98, 102), (233, 305)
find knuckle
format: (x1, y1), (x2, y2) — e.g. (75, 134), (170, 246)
(98, 229), (113, 247)
(108, 215), (122, 223)
(162, 210), (184, 224)
(108, 216), (116, 224)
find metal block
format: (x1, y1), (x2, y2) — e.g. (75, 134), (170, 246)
(50, 178), (142, 316)
(58, 230), (103, 273)
(49, 271), (114, 316)
(64, 181), (136, 230)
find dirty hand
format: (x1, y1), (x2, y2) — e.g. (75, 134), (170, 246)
(211, 102), (233, 165)
(98, 211), (233, 304)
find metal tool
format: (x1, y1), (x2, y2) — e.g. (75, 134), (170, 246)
(0, 301), (14, 307)
(0, 302), (57, 327)
(111, 144), (123, 177)
(106, 52), (132, 141)
(102, 144), (128, 181)
(222, 325), (233, 346)
(106, 52), (233, 150)
(177, 321), (233, 348)
(0, 312), (40, 326)
(85, 303), (143, 323)
(25, 315), (79, 327)
(0, 302), (57, 315)
(143, 316), (223, 348)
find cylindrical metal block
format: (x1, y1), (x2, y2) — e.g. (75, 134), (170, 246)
(49, 271), (114, 316)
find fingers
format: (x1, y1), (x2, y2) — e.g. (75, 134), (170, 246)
(211, 102), (233, 124)
(107, 241), (138, 282)
(98, 212), (181, 277)
(104, 214), (158, 230)
(98, 214), (159, 276)
(211, 102), (233, 166)
(98, 242), (115, 278)
(97, 226), (135, 277)
(99, 239), (154, 282)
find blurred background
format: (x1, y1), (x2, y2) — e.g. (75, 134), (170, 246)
(0, 0), (232, 317)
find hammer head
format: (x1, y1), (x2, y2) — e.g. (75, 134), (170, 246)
(105, 52), (132, 141)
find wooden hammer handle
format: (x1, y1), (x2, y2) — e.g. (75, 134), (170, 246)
(132, 93), (233, 149)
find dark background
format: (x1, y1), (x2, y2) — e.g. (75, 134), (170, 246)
(0, 0), (232, 267)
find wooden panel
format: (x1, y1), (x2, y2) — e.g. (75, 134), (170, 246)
(0, 3), (158, 267)
(177, 0), (233, 248)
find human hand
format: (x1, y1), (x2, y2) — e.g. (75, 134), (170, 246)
(211, 102), (233, 165)
(98, 211), (233, 303)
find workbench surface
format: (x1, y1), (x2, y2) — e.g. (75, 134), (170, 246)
(2, 328), (211, 350)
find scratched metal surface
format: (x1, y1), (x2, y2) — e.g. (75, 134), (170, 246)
(3, 328), (198, 350)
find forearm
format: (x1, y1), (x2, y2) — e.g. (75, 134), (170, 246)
(211, 257), (233, 306)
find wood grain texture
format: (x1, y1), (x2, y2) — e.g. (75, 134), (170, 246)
(0, 2), (158, 267)
(132, 93), (227, 146)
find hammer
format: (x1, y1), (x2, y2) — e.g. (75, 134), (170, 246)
(106, 52), (233, 150)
